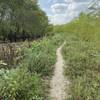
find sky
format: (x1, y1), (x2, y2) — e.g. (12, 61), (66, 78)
(38, 0), (93, 25)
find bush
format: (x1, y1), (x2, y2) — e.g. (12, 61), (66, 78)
(62, 35), (100, 100)
(0, 67), (43, 100)
(24, 33), (65, 77)
(0, 33), (66, 99)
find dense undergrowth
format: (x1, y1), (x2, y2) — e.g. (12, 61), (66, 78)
(54, 14), (100, 100)
(0, 33), (65, 100)
(54, 14), (100, 50)
(0, 8), (100, 99)
(62, 35), (100, 100)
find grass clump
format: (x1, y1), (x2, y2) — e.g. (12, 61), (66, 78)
(0, 68), (43, 100)
(0, 33), (65, 99)
(24, 33), (66, 77)
(54, 14), (100, 99)
(62, 35), (100, 100)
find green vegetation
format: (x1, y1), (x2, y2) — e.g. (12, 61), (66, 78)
(62, 35), (100, 100)
(25, 34), (65, 77)
(54, 14), (100, 100)
(0, 0), (49, 42)
(0, 33), (65, 99)
(0, 0), (100, 99)
(0, 0), (66, 99)
(54, 13), (100, 47)
(0, 68), (42, 100)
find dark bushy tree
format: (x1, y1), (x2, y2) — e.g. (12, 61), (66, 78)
(0, 0), (49, 42)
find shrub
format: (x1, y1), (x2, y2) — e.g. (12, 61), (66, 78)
(0, 67), (43, 100)
(62, 35), (100, 100)
(24, 33), (65, 77)
(0, 33), (66, 99)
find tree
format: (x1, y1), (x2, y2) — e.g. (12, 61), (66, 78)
(0, 0), (49, 42)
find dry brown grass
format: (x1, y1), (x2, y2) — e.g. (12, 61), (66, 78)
(0, 41), (32, 68)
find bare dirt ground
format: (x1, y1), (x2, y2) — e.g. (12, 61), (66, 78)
(50, 42), (69, 100)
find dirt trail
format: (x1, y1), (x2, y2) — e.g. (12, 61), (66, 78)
(50, 42), (69, 100)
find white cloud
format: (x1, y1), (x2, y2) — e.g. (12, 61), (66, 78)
(68, 2), (80, 11)
(68, 2), (88, 13)
(51, 3), (68, 14)
(65, 0), (91, 3)
(49, 0), (90, 24)
(65, 0), (74, 3)
(49, 14), (72, 25)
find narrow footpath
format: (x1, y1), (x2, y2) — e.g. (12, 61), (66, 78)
(50, 42), (69, 100)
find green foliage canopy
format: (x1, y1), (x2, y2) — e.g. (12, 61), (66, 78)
(0, 0), (49, 42)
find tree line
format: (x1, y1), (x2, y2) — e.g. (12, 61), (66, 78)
(0, 0), (50, 42)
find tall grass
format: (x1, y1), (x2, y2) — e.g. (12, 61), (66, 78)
(23, 33), (65, 77)
(0, 33), (65, 99)
(56, 14), (100, 100)
(62, 35), (100, 100)
(54, 14), (100, 49)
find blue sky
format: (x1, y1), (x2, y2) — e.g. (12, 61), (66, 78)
(38, 0), (92, 25)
